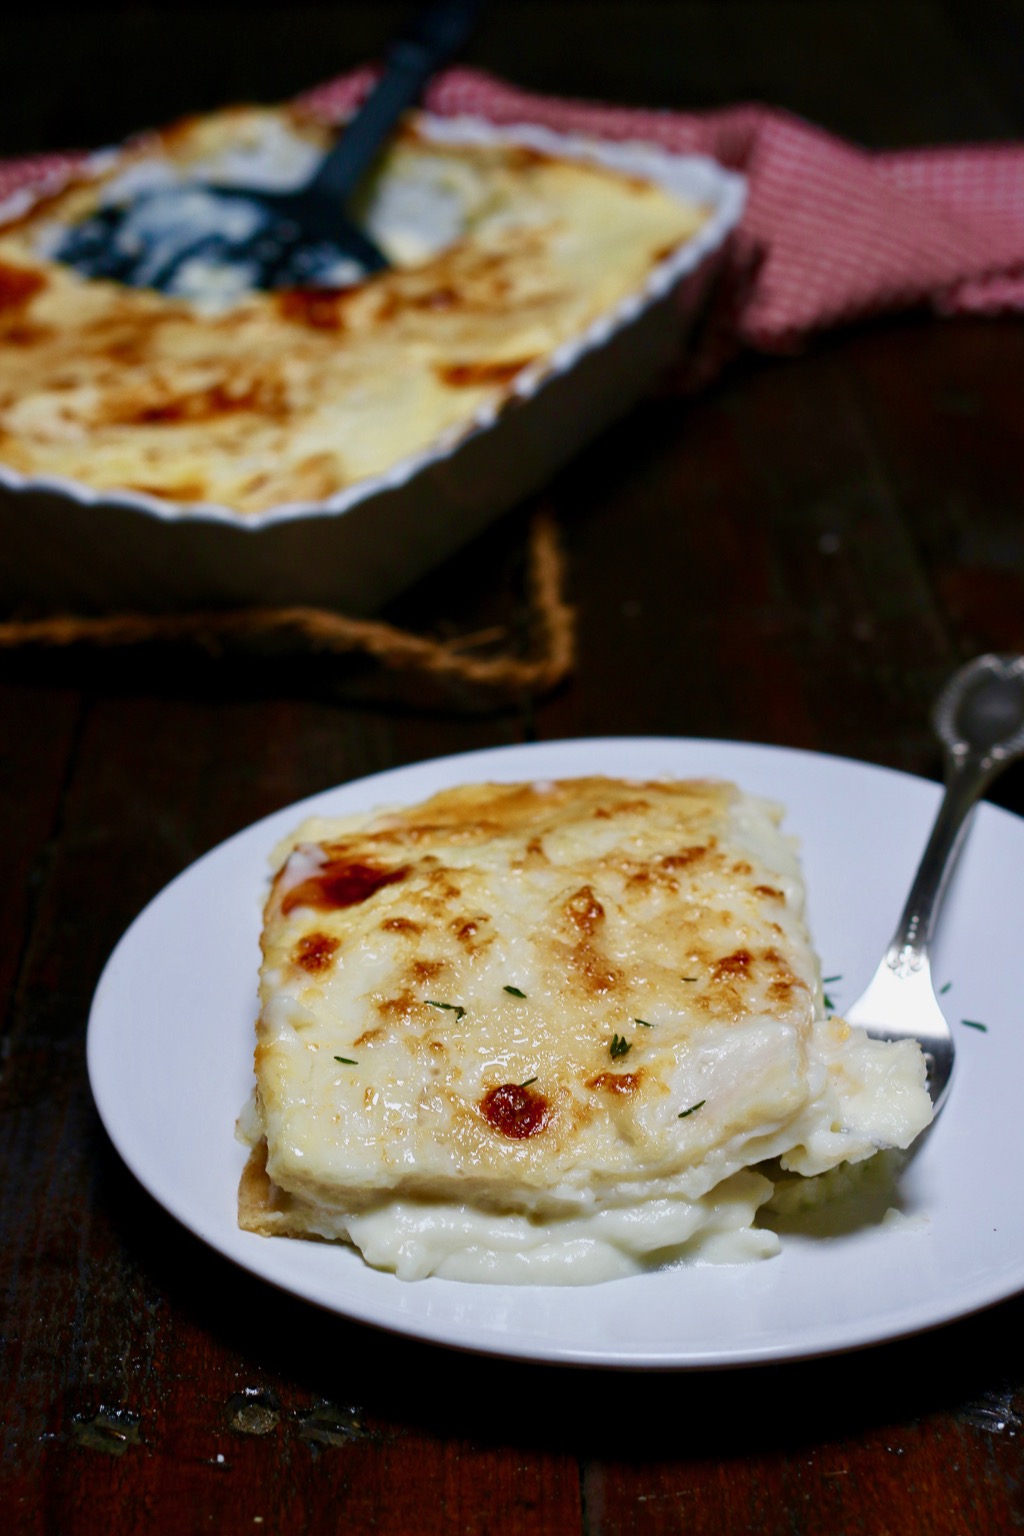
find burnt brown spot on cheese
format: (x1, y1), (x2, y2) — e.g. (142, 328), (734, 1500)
(281, 859), (410, 915)
(567, 939), (620, 996)
(480, 1083), (549, 1139)
(382, 916), (422, 936)
(62, 312), (171, 370)
(450, 915), (491, 952)
(754, 885), (784, 900)
(586, 1071), (641, 1095)
(276, 286), (351, 330)
(425, 868), (462, 903)
(82, 312), (167, 341)
(405, 285), (460, 312)
(0, 263), (45, 311)
(763, 948), (808, 1006)
(558, 884), (618, 994)
(80, 316), (165, 364)
(374, 989), (418, 1023)
(731, 860), (754, 877)
(509, 838), (548, 874)
(379, 284), (463, 316)
(564, 885), (604, 934)
(503, 144), (555, 172)
(375, 257), (516, 323)
(411, 958), (445, 984)
(104, 342), (148, 367)
(354, 1026), (384, 1047)
(711, 949), (753, 981)
(1, 322), (51, 346)
(662, 846), (709, 870)
(437, 358), (536, 388)
(592, 796), (651, 820)
(102, 373), (287, 426)
(292, 931), (339, 973)
(622, 860), (681, 895)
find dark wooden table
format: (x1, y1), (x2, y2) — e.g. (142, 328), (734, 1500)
(4, 3), (1024, 1531)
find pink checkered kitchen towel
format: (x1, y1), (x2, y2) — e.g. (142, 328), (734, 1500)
(5, 67), (1024, 377)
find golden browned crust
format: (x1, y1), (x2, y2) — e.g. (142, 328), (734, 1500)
(237, 1140), (278, 1234)
(239, 1138), (323, 1238)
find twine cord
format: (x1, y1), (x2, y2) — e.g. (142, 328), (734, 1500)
(0, 510), (575, 695)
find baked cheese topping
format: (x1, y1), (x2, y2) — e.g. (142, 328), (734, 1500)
(238, 777), (933, 1283)
(0, 106), (709, 512)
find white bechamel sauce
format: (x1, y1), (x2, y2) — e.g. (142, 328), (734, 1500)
(343, 1170), (779, 1283)
(882, 1207), (929, 1232)
(357, 153), (483, 267)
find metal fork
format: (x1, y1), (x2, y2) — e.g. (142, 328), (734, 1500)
(845, 653), (1024, 1113)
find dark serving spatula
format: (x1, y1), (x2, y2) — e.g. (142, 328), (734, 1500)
(54, 0), (488, 295)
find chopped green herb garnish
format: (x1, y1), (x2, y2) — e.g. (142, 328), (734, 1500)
(961, 1018), (988, 1032)
(682, 976), (698, 983)
(520, 1076), (538, 1088)
(939, 981), (953, 995)
(824, 994), (835, 1012)
(425, 1000), (466, 1020)
(504, 985), (527, 998)
(634, 1018), (654, 1028)
(823, 975), (842, 984)
(678, 1100), (706, 1119)
(333, 1056), (358, 1065)
(610, 1033), (632, 1060)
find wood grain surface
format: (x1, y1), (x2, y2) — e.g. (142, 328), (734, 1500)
(2, 4), (1024, 1532)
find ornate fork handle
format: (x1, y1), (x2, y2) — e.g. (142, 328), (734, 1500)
(890, 654), (1024, 977)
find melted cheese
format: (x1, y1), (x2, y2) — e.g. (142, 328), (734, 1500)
(238, 777), (932, 1283)
(0, 107), (708, 512)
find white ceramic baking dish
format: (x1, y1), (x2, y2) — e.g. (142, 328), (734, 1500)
(0, 115), (745, 614)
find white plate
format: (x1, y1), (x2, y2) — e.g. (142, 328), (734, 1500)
(86, 738), (1024, 1369)
(0, 119), (744, 614)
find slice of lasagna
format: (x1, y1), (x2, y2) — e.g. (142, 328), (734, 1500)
(238, 777), (932, 1283)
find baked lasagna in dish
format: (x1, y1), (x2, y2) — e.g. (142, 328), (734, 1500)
(0, 106), (710, 513)
(238, 776), (932, 1284)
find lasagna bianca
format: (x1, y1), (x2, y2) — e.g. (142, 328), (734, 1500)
(0, 105), (709, 513)
(238, 776), (933, 1284)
